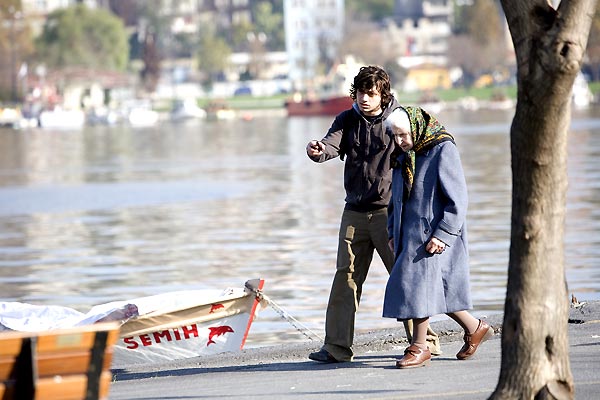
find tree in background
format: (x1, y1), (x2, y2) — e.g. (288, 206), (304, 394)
(197, 27), (231, 91)
(140, 29), (160, 93)
(252, 1), (284, 51)
(0, 0), (33, 101)
(136, 0), (170, 93)
(339, 19), (389, 65)
(35, 4), (128, 71)
(490, 1), (597, 398)
(225, 1), (283, 53)
(230, 20), (255, 51)
(345, 0), (394, 21)
(447, 0), (508, 87)
(586, 2), (600, 80)
(108, 0), (138, 26)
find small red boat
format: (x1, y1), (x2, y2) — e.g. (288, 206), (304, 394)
(285, 95), (354, 116)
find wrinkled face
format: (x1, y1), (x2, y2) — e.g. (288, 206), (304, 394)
(392, 126), (414, 152)
(356, 87), (382, 116)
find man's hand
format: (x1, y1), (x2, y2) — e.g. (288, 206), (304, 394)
(426, 236), (446, 254)
(306, 140), (324, 157)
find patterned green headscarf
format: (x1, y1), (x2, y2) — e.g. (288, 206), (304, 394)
(396, 106), (455, 200)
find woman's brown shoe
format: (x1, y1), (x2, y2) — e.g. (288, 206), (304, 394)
(456, 319), (494, 360)
(396, 344), (431, 368)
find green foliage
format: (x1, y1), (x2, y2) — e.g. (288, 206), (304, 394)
(253, 1), (284, 50)
(451, 0), (470, 34)
(346, 0), (394, 21)
(197, 86), (523, 111)
(36, 4), (129, 71)
(197, 31), (231, 83)
(230, 20), (254, 50)
(394, 85), (517, 104)
(198, 94), (288, 110)
(136, 0), (171, 53)
(589, 81), (600, 94)
(225, 1), (285, 51)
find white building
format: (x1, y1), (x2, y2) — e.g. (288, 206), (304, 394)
(388, 0), (453, 69)
(284, 0), (344, 91)
(21, 0), (104, 35)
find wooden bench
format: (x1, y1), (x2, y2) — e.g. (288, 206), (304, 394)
(0, 322), (120, 400)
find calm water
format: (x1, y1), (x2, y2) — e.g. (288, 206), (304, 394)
(1, 106), (599, 348)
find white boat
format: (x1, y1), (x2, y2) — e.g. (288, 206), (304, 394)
(572, 72), (594, 108)
(0, 279), (265, 367)
(39, 108), (85, 130)
(170, 98), (207, 121)
(112, 278), (265, 365)
(128, 107), (159, 127)
(0, 107), (22, 128)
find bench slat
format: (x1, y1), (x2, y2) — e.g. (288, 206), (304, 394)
(0, 322), (119, 400)
(0, 327), (120, 355)
(0, 349), (115, 381)
(0, 371), (112, 400)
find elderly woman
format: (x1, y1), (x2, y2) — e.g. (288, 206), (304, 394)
(383, 107), (493, 369)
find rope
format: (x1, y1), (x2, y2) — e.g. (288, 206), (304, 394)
(247, 284), (324, 342)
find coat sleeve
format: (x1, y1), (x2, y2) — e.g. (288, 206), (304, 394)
(432, 142), (468, 246)
(309, 114), (345, 162)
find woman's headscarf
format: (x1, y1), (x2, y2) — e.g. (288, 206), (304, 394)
(391, 106), (455, 200)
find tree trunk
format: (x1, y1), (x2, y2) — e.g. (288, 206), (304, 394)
(491, 1), (597, 399)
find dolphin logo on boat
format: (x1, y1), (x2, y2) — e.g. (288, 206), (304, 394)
(209, 303), (225, 313)
(206, 326), (234, 346)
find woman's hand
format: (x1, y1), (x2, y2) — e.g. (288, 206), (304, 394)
(426, 237), (446, 254)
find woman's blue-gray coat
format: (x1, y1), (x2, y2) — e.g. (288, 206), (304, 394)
(383, 141), (472, 320)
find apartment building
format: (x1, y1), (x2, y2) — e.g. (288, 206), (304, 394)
(390, 0), (453, 68)
(284, 0), (345, 91)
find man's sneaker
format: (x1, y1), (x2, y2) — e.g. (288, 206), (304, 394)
(308, 349), (341, 363)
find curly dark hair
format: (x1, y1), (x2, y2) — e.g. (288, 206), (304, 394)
(349, 65), (393, 108)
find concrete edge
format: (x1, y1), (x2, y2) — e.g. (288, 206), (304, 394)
(112, 300), (600, 376)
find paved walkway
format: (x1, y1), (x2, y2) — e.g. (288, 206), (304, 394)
(109, 302), (600, 399)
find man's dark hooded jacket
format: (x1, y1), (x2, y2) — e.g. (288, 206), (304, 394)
(309, 97), (402, 212)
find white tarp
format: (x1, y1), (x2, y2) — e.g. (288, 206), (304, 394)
(0, 301), (138, 331)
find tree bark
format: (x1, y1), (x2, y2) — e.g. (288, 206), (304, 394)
(491, 1), (597, 399)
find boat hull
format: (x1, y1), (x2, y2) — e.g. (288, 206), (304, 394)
(0, 279), (265, 367)
(285, 96), (353, 116)
(114, 279), (264, 365)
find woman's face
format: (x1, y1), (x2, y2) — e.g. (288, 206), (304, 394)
(393, 127), (414, 152)
(356, 87), (382, 116)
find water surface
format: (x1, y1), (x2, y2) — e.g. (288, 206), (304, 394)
(1, 106), (599, 347)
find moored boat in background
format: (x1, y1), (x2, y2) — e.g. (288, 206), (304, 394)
(170, 98), (207, 121)
(39, 108), (85, 130)
(205, 100), (236, 120)
(285, 94), (354, 117)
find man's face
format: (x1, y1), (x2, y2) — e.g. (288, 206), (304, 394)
(356, 87), (382, 116)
